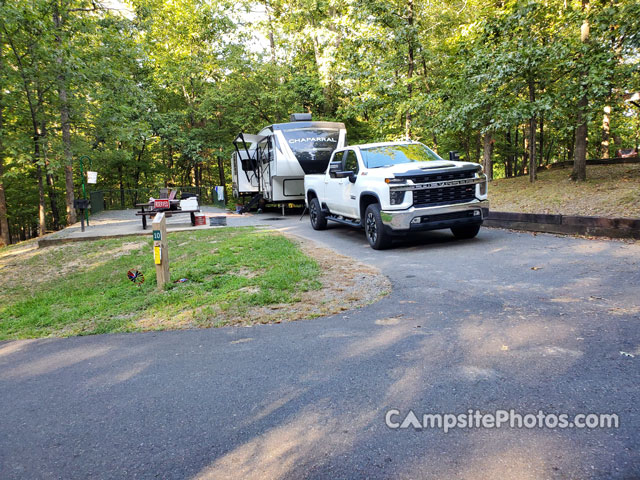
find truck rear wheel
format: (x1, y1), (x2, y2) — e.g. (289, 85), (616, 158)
(364, 203), (392, 250)
(451, 224), (481, 239)
(309, 197), (327, 230)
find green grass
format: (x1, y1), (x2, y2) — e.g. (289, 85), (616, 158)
(0, 228), (321, 340)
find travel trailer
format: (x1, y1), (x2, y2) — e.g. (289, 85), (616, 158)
(232, 113), (347, 210)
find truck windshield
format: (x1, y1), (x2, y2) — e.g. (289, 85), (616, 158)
(361, 143), (442, 168)
(282, 128), (341, 174)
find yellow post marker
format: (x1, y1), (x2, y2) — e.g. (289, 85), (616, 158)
(151, 212), (169, 289)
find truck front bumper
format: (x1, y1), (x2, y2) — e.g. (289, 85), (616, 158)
(380, 200), (490, 232)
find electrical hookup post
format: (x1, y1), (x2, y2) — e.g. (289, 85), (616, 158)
(152, 212), (170, 289)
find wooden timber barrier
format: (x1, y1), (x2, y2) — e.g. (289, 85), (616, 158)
(543, 157), (640, 169)
(484, 210), (640, 239)
(485, 157), (640, 238)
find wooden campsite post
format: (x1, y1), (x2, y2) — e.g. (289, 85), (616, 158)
(152, 212), (169, 289)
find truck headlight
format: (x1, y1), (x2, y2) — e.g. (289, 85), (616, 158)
(479, 176), (487, 196)
(390, 190), (406, 205)
(476, 171), (487, 196)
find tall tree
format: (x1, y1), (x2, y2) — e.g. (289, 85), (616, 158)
(0, 30), (10, 246)
(572, 0), (590, 181)
(53, 1), (76, 225)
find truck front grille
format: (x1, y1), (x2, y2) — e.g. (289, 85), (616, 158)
(406, 170), (475, 184)
(412, 184), (476, 207)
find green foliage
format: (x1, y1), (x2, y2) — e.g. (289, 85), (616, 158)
(0, 0), (639, 242)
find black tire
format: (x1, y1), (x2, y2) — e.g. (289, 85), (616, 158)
(364, 203), (392, 250)
(309, 197), (327, 230)
(451, 224), (481, 239)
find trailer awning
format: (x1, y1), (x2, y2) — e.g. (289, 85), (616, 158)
(233, 133), (266, 146)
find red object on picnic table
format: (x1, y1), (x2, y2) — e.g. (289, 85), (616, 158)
(154, 199), (170, 209)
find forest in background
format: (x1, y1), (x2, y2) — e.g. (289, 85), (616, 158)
(0, 0), (639, 245)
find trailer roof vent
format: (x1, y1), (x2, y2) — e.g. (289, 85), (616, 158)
(290, 113), (312, 122)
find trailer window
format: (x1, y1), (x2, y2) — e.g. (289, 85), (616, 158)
(282, 129), (341, 174)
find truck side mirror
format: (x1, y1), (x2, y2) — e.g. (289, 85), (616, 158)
(334, 170), (354, 179)
(348, 173), (357, 183)
(329, 161), (342, 178)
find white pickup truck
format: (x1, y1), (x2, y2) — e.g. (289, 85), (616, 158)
(304, 141), (489, 249)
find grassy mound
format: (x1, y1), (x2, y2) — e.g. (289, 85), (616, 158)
(489, 164), (640, 218)
(0, 228), (320, 340)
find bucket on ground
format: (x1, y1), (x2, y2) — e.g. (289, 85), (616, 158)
(194, 214), (206, 226)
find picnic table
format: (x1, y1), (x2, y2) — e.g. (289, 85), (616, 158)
(135, 201), (200, 230)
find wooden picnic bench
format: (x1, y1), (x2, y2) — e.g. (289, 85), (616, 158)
(135, 202), (200, 230)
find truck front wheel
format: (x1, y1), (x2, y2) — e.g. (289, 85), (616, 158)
(364, 204), (392, 250)
(309, 197), (327, 230)
(451, 224), (481, 239)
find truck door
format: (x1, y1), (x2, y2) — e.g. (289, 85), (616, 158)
(341, 149), (360, 219)
(324, 151), (345, 214)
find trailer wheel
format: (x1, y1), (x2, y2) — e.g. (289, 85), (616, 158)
(451, 224), (481, 239)
(309, 197), (327, 230)
(364, 203), (392, 250)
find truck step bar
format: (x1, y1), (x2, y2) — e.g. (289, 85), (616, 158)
(326, 214), (362, 228)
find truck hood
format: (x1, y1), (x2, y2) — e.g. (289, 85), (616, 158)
(367, 160), (479, 177)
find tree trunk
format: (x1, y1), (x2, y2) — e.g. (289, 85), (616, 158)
(35, 160), (46, 236)
(119, 165), (125, 209)
(571, 0), (589, 181)
(5, 31), (47, 235)
(265, 0), (276, 63)
(601, 105), (610, 159)
(463, 128), (470, 162)
(46, 171), (60, 231)
(53, 4), (76, 225)
(405, 0), (414, 139)
(567, 130), (575, 165)
(167, 145), (174, 185)
(33, 112), (46, 235)
(514, 127), (519, 176)
(0, 157), (8, 246)
(539, 113), (544, 167)
(482, 132), (493, 181)
(0, 83), (9, 246)
(572, 95), (588, 181)
(528, 80), (537, 182)
(133, 167), (140, 206)
(506, 129), (513, 178)
(39, 119), (60, 231)
(523, 125), (529, 176)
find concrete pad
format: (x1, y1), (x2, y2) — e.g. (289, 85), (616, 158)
(37, 207), (270, 247)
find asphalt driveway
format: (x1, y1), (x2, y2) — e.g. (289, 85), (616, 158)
(1, 218), (639, 479)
